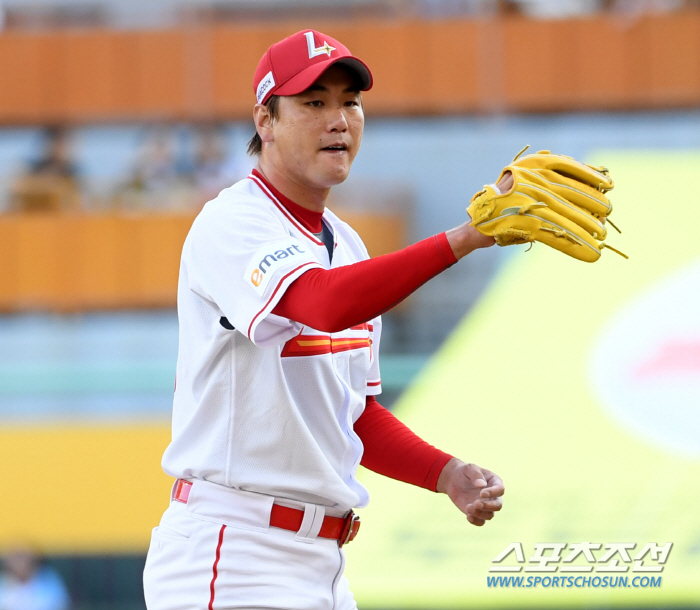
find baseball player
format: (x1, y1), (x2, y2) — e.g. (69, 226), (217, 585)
(143, 29), (507, 610)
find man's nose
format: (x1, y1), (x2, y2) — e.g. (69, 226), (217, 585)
(327, 106), (348, 132)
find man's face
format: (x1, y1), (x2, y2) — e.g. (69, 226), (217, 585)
(263, 65), (364, 190)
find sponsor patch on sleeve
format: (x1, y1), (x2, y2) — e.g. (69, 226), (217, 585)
(244, 237), (309, 297)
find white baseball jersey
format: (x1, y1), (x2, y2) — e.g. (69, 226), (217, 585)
(161, 173), (382, 512)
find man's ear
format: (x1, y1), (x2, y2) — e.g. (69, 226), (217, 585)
(253, 104), (274, 144)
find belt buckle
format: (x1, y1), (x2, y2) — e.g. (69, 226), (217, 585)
(338, 511), (361, 548)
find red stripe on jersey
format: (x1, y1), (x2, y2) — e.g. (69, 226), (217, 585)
(367, 380), (381, 386)
(331, 338), (372, 354)
(248, 174), (324, 246)
(208, 525), (226, 610)
(350, 322), (374, 332)
(247, 261), (320, 340)
(281, 334), (372, 358)
(281, 335), (332, 357)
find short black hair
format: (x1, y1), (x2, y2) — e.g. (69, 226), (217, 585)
(247, 95), (280, 157)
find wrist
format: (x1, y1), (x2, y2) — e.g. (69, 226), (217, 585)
(446, 223), (496, 260)
(436, 457), (463, 494)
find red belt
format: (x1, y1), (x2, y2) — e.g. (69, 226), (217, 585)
(172, 479), (360, 547)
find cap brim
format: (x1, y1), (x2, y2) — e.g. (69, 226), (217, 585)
(274, 56), (373, 98)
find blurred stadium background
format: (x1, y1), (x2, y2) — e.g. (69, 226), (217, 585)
(1, 1), (699, 609)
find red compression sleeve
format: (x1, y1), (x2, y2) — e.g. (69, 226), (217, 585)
(354, 396), (454, 492)
(272, 233), (456, 332)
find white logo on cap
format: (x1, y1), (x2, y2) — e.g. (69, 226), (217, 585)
(256, 70), (275, 104)
(304, 32), (335, 58)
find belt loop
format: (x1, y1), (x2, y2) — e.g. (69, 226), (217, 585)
(294, 503), (326, 543)
(172, 479), (192, 504)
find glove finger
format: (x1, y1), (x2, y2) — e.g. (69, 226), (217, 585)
(511, 167), (612, 219)
(510, 176), (607, 240)
(484, 210), (602, 262)
(512, 152), (614, 193)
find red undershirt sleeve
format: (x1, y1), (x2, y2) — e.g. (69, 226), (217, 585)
(354, 395), (454, 492)
(272, 232), (457, 333)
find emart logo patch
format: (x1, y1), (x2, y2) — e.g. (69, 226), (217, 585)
(245, 238), (306, 296)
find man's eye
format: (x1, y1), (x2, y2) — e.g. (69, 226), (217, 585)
(308, 100), (324, 107)
(345, 100), (359, 107)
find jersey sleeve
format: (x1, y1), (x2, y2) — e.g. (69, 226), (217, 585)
(183, 195), (324, 347)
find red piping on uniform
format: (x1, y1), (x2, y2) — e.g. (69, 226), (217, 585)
(248, 173), (325, 246)
(247, 261), (321, 339)
(250, 169), (325, 234)
(208, 525), (226, 610)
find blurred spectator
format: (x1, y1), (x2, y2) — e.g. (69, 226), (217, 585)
(0, 545), (70, 610)
(190, 124), (252, 203)
(191, 125), (234, 202)
(129, 126), (181, 195)
(414, 0), (493, 17)
(116, 125), (193, 211)
(509, 0), (603, 17)
(115, 124), (254, 212)
(605, 0), (689, 14)
(415, 0), (697, 17)
(412, 0), (604, 17)
(9, 126), (81, 213)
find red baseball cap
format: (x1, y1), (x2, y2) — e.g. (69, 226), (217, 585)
(253, 30), (373, 105)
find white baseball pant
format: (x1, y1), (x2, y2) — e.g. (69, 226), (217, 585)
(143, 479), (358, 610)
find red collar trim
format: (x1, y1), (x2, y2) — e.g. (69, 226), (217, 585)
(248, 174), (324, 246)
(251, 169), (324, 234)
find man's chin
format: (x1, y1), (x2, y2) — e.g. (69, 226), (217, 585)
(316, 167), (351, 188)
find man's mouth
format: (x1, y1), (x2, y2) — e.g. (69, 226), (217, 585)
(321, 144), (348, 152)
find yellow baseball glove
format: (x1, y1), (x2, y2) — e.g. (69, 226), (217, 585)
(467, 147), (627, 262)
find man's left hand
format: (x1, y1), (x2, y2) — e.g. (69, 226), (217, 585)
(436, 459), (504, 526)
